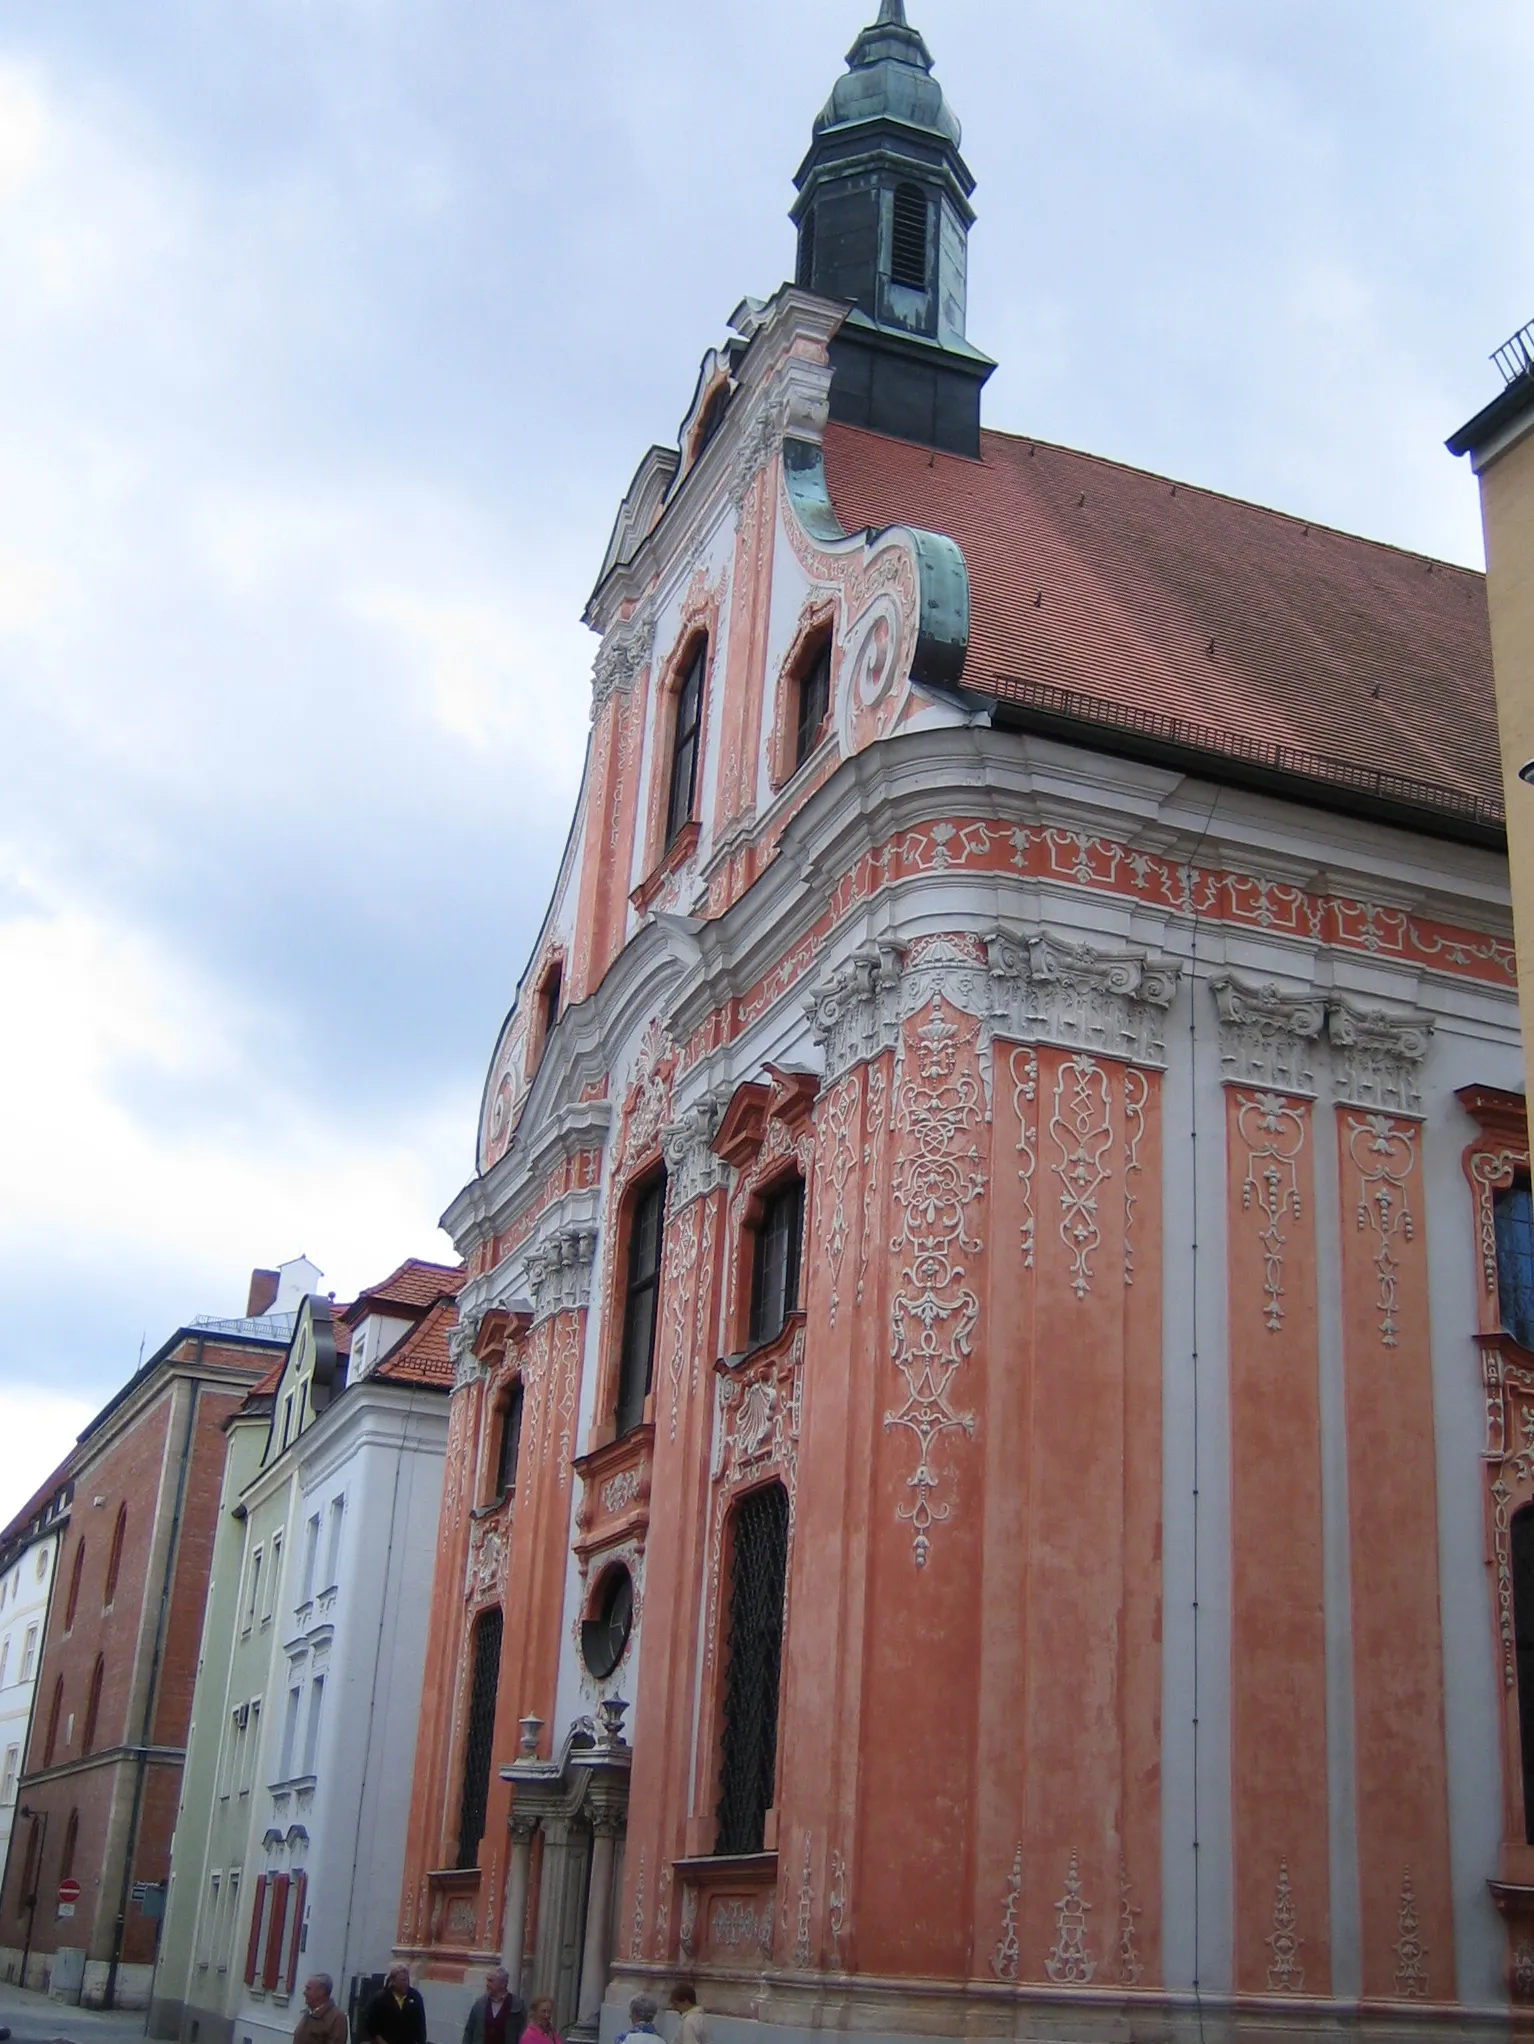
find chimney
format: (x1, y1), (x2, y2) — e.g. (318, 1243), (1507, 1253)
(246, 1269), (280, 1318)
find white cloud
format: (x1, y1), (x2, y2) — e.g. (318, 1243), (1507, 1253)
(0, 1390), (96, 1531)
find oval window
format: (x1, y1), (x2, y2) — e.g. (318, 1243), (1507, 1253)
(581, 1566), (634, 1680)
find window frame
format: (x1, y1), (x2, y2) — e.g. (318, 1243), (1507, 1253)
(64, 1540), (84, 1631)
(665, 639), (707, 848)
(614, 1170), (668, 1438)
(103, 1504), (127, 1610)
(712, 1480), (791, 1857)
(890, 180), (930, 290)
(793, 635), (833, 773)
(493, 1380), (525, 1502)
(81, 1653), (104, 1756)
(747, 1175), (806, 1349)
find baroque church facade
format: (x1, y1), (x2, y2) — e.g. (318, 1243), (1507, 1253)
(397, 5), (1531, 2035)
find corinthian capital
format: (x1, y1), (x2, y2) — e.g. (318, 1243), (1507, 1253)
(1211, 975), (1326, 1094)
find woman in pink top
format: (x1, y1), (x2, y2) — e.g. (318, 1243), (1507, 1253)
(520, 1997), (560, 2044)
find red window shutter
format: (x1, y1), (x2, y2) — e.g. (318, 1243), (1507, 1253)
(262, 1873), (290, 1990)
(285, 1870), (307, 1993)
(244, 1875), (268, 1987)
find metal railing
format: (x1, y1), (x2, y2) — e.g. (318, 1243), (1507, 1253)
(1492, 318), (1534, 388)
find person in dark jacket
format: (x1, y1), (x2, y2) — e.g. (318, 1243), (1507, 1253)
(362, 1965), (427, 2044)
(463, 1967), (525, 2044)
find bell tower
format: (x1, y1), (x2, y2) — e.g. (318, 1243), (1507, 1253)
(792, 0), (994, 457)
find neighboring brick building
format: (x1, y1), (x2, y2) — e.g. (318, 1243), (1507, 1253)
(0, 1264), (316, 2007)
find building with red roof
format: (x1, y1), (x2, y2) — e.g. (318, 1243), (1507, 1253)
(151, 1263), (460, 2044)
(398, 4), (1526, 2038)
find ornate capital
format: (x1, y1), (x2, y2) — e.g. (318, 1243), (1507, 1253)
(991, 934), (1180, 1066)
(526, 1224), (597, 1323)
(661, 1094), (731, 1208)
(806, 938), (906, 1081)
(449, 1314), (484, 1393)
(1211, 975), (1326, 1094)
(1327, 996), (1432, 1115)
(591, 609), (653, 716)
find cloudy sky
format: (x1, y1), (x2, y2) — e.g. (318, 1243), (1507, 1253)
(2, 0), (1531, 1523)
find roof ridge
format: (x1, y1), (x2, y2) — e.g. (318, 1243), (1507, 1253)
(977, 423), (1485, 580)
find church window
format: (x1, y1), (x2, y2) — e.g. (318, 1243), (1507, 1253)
(1496, 1181), (1534, 1348)
(796, 206), (817, 290)
(748, 1177), (805, 1348)
(103, 1504), (127, 1609)
(81, 1654), (104, 1755)
(1515, 1504), (1534, 1841)
(581, 1565), (634, 1680)
(794, 636), (832, 770)
(696, 384), (730, 458)
(18, 1816), (40, 1909)
(616, 1172), (667, 1437)
(59, 1808), (77, 1881)
(890, 182), (929, 289)
(715, 1482), (789, 1856)
(456, 1607), (503, 1869)
(42, 1675), (62, 1767)
(540, 960), (563, 1050)
(64, 1540), (84, 1631)
(494, 1381), (524, 1501)
(666, 641), (706, 846)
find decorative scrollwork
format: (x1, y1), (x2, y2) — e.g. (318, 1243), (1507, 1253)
(1234, 1092), (1308, 1333)
(1344, 1112), (1418, 1350)
(1266, 1860), (1304, 1992)
(1045, 1853), (1095, 1984)
(1050, 1058), (1113, 1300)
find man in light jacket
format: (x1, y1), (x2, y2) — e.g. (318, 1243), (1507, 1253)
(463, 1965), (525, 2044)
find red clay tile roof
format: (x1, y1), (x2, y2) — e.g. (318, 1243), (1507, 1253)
(341, 1259), (464, 1323)
(822, 422), (1501, 834)
(374, 1297), (457, 1390)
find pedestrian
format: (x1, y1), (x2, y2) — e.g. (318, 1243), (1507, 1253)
(362, 1964), (428, 2044)
(293, 1976), (348, 2044)
(464, 1965), (526, 2044)
(519, 1993), (561, 2044)
(613, 1995), (660, 2044)
(668, 1982), (707, 2044)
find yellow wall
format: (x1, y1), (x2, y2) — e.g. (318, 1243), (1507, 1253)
(1480, 419), (1534, 1056)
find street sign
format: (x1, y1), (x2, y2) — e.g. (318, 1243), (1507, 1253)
(57, 1878), (81, 1907)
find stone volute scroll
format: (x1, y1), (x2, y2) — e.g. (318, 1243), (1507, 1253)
(1210, 975), (1327, 1094)
(1326, 996), (1433, 1116)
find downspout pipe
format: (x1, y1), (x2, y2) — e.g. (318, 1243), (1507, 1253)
(105, 1358), (201, 2009)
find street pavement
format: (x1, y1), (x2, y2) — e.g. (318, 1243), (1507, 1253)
(0, 1979), (150, 2044)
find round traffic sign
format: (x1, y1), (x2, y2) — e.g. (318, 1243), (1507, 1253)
(57, 1879), (81, 1906)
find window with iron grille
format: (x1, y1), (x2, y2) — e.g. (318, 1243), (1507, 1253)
(456, 1608), (503, 1869)
(796, 207), (817, 291)
(749, 1178), (804, 1348)
(666, 643), (706, 846)
(715, 1482), (789, 1856)
(494, 1382), (524, 1501)
(794, 639), (831, 771)
(890, 183), (928, 289)
(1497, 1181), (1534, 1349)
(616, 1173), (667, 1436)
(1516, 1505), (1534, 1841)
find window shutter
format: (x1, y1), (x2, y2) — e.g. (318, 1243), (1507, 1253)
(285, 1870), (308, 1993)
(262, 1873), (290, 1990)
(244, 1874), (268, 1987)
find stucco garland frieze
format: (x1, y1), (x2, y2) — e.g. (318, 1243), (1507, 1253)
(1211, 975), (1326, 1094)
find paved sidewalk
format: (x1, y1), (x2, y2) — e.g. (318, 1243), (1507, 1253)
(0, 1979), (149, 2044)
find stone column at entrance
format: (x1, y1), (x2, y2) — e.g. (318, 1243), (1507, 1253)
(502, 1817), (537, 1996)
(575, 1817), (620, 2029)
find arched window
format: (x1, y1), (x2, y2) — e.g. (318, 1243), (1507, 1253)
(64, 1540), (84, 1631)
(796, 206), (817, 291)
(1497, 1181), (1534, 1348)
(890, 183), (929, 289)
(493, 1382), (524, 1502)
(1515, 1505), (1534, 1840)
(18, 1816), (40, 1908)
(456, 1608), (503, 1870)
(665, 642), (706, 847)
(715, 1483), (790, 1855)
(616, 1172), (667, 1437)
(81, 1654), (104, 1756)
(60, 1809), (78, 1882)
(42, 1675), (63, 1768)
(695, 385), (730, 459)
(748, 1176), (806, 1348)
(103, 1506), (127, 1608)
(793, 636), (832, 772)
